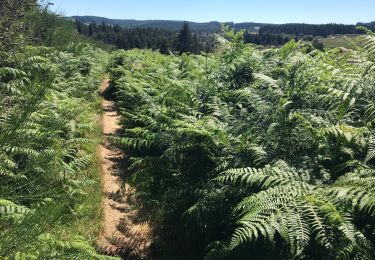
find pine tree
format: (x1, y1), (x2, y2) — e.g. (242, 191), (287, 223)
(176, 22), (192, 54)
(159, 40), (169, 55)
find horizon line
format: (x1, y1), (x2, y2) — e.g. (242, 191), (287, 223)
(67, 15), (374, 26)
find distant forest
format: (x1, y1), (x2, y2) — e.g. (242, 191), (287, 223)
(259, 23), (363, 36)
(358, 21), (375, 31)
(243, 31), (291, 46)
(76, 21), (215, 53)
(70, 16), (267, 32)
(72, 17), (375, 51)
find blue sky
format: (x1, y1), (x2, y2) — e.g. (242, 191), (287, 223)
(49, 0), (375, 24)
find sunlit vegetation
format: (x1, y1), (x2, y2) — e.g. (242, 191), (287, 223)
(0, 34), (114, 260)
(1, 0), (375, 258)
(108, 29), (375, 259)
(0, 1), (117, 258)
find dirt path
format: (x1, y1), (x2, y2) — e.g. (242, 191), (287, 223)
(98, 78), (151, 259)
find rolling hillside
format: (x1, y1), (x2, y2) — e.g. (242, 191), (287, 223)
(68, 16), (269, 32)
(69, 16), (375, 38)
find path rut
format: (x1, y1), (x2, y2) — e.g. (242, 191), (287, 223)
(98, 78), (151, 259)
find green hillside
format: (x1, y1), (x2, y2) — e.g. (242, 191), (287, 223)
(1, 1), (375, 259)
(69, 16), (269, 32)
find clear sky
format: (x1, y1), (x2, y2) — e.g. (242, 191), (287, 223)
(48, 0), (375, 24)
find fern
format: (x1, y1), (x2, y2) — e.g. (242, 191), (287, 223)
(365, 137), (375, 163)
(217, 163), (310, 189)
(220, 163), (374, 258)
(0, 43), (110, 257)
(0, 200), (28, 216)
(107, 33), (375, 259)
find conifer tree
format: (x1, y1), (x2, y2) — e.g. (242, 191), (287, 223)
(176, 22), (192, 54)
(159, 41), (169, 55)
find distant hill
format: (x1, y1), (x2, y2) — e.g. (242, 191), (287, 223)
(357, 21), (375, 30)
(68, 16), (271, 32)
(68, 16), (375, 38)
(259, 23), (363, 37)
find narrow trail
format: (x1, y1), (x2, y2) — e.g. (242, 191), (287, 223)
(98, 78), (151, 259)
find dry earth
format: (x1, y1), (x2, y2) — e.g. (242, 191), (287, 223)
(97, 78), (151, 259)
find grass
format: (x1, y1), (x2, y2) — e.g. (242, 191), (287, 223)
(318, 34), (361, 49)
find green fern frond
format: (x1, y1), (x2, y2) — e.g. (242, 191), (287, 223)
(218, 163), (310, 189)
(0, 200), (28, 215)
(365, 137), (375, 163)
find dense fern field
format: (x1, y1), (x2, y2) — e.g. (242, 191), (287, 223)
(0, 43), (116, 258)
(2, 1), (375, 258)
(109, 30), (375, 259)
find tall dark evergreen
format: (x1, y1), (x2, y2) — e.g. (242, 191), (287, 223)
(159, 40), (169, 55)
(176, 22), (193, 54)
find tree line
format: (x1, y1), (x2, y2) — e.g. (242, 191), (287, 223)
(75, 21), (327, 51)
(259, 23), (364, 37)
(75, 21), (215, 54)
(243, 31), (324, 49)
(357, 21), (375, 31)
(243, 31), (291, 46)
